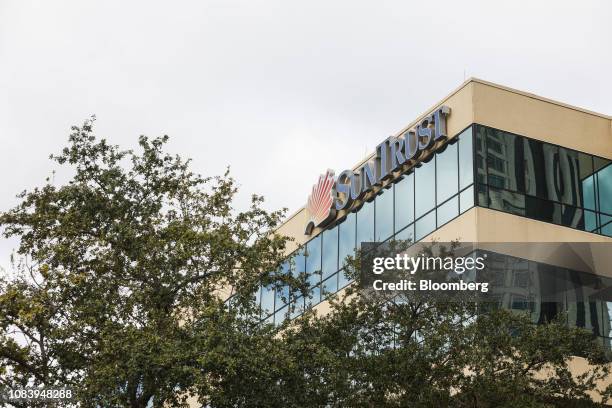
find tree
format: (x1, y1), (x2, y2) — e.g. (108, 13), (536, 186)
(0, 118), (291, 407)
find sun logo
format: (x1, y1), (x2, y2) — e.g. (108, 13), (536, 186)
(304, 169), (337, 235)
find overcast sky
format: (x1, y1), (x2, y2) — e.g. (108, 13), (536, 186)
(1, 0), (611, 271)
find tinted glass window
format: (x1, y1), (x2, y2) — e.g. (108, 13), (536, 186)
(415, 158), (436, 218)
(583, 175), (597, 211)
(526, 195), (561, 225)
(339, 212), (356, 269)
(394, 172), (414, 232)
(305, 235), (321, 287)
(291, 248), (305, 278)
(437, 196), (458, 227)
(585, 210), (598, 232)
(601, 215), (612, 237)
(322, 273), (338, 298)
(274, 306), (287, 326)
(597, 163), (612, 215)
(356, 200), (374, 247)
(321, 225), (338, 280)
(559, 148), (593, 207)
(460, 186), (474, 214)
(260, 285), (275, 318)
(306, 285), (320, 308)
(475, 126), (487, 185)
(487, 128), (523, 192)
(396, 223), (414, 244)
(459, 127), (474, 190)
(524, 140), (559, 201)
(436, 141), (458, 204)
(415, 210), (436, 241)
(375, 186), (394, 242)
(488, 186), (525, 216)
(560, 204), (584, 230)
(338, 269), (352, 291)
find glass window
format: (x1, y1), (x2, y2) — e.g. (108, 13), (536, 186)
(415, 210), (436, 241)
(526, 195), (562, 225)
(394, 172), (414, 232)
(261, 285), (275, 318)
(460, 186), (474, 214)
(306, 285), (321, 308)
(274, 306), (288, 326)
(475, 125), (487, 185)
(560, 204), (584, 230)
(338, 271), (351, 290)
(321, 226), (338, 281)
(583, 175), (597, 211)
(488, 185), (525, 216)
(600, 215), (612, 238)
(436, 141), (458, 204)
(356, 200), (374, 248)
(322, 273), (338, 298)
(415, 158), (436, 218)
(339, 212), (356, 269)
(305, 235), (321, 288)
(396, 223), (414, 244)
(437, 195), (458, 227)
(254, 287), (261, 310)
(290, 249), (305, 278)
(459, 127), (474, 190)
(290, 298), (304, 319)
(524, 140), (559, 201)
(375, 186), (394, 242)
(275, 260), (290, 309)
(597, 162), (612, 215)
(487, 128), (523, 193)
(559, 148), (593, 207)
(585, 209), (598, 232)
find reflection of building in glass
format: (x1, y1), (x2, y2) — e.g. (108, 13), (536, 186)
(482, 250), (612, 350)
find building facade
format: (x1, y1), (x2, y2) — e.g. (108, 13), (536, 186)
(249, 78), (612, 349)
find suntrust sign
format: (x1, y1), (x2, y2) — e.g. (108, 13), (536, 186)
(305, 106), (451, 235)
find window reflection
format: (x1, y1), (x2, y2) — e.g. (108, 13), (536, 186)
(322, 274), (338, 298)
(415, 158), (436, 218)
(597, 163), (612, 215)
(356, 200), (374, 248)
(375, 186), (394, 242)
(305, 235), (321, 289)
(437, 195), (458, 227)
(436, 141), (458, 204)
(459, 127), (474, 190)
(339, 212), (356, 269)
(524, 140), (558, 201)
(321, 226), (338, 281)
(415, 210), (436, 241)
(260, 285), (275, 318)
(475, 124), (611, 237)
(460, 186), (474, 214)
(394, 172), (414, 233)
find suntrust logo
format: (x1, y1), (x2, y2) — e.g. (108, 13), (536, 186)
(305, 106), (451, 235)
(304, 170), (336, 235)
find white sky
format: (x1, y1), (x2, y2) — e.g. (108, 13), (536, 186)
(1, 0), (611, 271)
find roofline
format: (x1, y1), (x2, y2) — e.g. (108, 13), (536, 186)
(279, 78), (611, 227)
